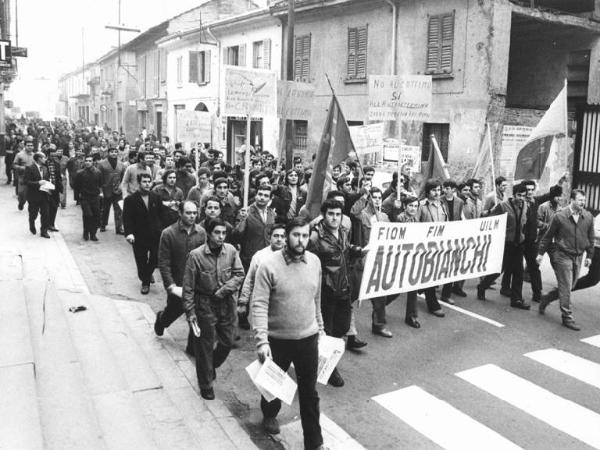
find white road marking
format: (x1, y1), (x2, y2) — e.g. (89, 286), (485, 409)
(457, 364), (600, 449)
(582, 335), (600, 349)
(417, 294), (505, 327)
(526, 348), (600, 390)
(278, 413), (365, 450)
(372, 386), (522, 450)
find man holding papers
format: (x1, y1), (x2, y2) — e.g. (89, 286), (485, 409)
(251, 217), (326, 450)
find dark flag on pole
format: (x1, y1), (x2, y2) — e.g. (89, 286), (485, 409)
(514, 83), (567, 181)
(305, 95), (355, 218)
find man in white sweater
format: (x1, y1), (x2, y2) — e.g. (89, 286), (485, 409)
(250, 217), (325, 449)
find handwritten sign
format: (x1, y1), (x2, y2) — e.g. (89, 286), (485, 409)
(368, 75), (432, 122)
(176, 110), (211, 143)
(349, 122), (384, 155)
(223, 66), (277, 118)
(277, 80), (314, 120)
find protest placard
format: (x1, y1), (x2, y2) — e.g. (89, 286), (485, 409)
(317, 336), (345, 385)
(253, 357), (297, 405)
(500, 125), (533, 184)
(368, 75), (432, 122)
(223, 66), (277, 118)
(349, 123), (384, 156)
(176, 110), (212, 144)
(277, 80), (314, 120)
(398, 145), (421, 173)
(359, 215), (507, 301)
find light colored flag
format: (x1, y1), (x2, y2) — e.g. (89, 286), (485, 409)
(472, 123), (497, 198)
(514, 82), (567, 183)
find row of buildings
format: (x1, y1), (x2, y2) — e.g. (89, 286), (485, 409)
(58, 0), (600, 188)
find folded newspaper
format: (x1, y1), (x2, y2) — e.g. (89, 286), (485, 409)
(317, 336), (345, 385)
(246, 358), (297, 405)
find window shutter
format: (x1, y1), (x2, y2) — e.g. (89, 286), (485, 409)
(356, 26), (368, 79)
(154, 50), (160, 96)
(440, 13), (454, 73)
(426, 15), (441, 74)
(301, 34), (311, 83)
(223, 47), (228, 65)
(263, 38), (271, 69)
(294, 36), (303, 81)
(239, 44), (246, 67)
(347, 28), (357, 79)
(189, 51), (198, 83)
(205, 50), (211, 83)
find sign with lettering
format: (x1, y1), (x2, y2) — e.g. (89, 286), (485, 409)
(349, 122), (384, 155)
(277, 80), (314, 120)
(368, 75), (432, 122)
(223, 66), (277, 118)
(176, 110), (212, 143)
(0, 40), (11, 67)
(359, 215), (506, 300)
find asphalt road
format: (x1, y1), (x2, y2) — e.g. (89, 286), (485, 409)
(41, 185), (600, 450)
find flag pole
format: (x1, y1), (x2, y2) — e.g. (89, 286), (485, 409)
(563, 78), (569, 189)
(486, 122), (497, 206)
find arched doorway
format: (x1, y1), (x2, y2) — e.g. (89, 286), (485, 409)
(194, 102), (209, 112)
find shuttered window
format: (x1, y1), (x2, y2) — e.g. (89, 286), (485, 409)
(189, 51), (198, 83)
(189, 51), (211, 84)
(347, 25), (368, 81)
(294, 34), (311, 83)
(223, 44), (246, 66)
(263, 39), (271, 69)
(426, 12), (454, 76)
(159, 48), (167, 85)
(253, 39), (272, 69)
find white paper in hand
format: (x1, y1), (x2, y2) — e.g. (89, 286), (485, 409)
(245, 360), (276, 402)
(191, 320), (201, 337)
(317, 336), (345, 385)
(172, 286), (183, 298)
(118, 199), (124, 210)
(254, 357), (297, 405)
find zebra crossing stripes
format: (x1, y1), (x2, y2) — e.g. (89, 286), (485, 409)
(525, 348), (600, 390)
(372, 385), (522, 450)
(581, 334), (600, 349)
(456, 364), (600, 449)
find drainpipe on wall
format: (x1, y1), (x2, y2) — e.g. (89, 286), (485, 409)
(206, 26), (221, 117)
(384, 0), (397, 75)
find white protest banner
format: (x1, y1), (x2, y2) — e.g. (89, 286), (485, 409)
(223, 66), (277, 118)
(176, 110), (212, 144)
(349, 123), (384, 156)
(277, 80), (314, 120)
(398, 145), (421, 173)
(254, 357), (297, 405)
(317, 336), (345, 385)
(359, 215), (507, 301)
(368, 75), (432, 122)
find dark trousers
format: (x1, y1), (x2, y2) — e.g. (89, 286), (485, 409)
(421, 287), (442, 312)
(440, 283), (453, 300)
(132, 239), (158, 285)
(405, 291), (418, 318)
(371, 295), (396, 330)
(5, 153), (13, 182)
(321, 290), (352, 338)
(80, 196), (101, 237)
(158, 293), (194, 351)
(193, 297), (236, 389)
(28, 194), (50, 232)
(101, 195), (123, 231)
(481, 241), (524, 301)
(48, 191), (60, 228)
(524, 241), (542, 298)
(573, 248), (600, 291)
(261, 334), (323, 450)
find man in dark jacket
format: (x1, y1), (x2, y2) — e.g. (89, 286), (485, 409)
(23, 152), (51, 238)
(74, 155), (103, 241)
(123, 172), (163, 294)
(308, 199), (363, 388)
(233, 184), (276, 271)
(477, 182), (531, 310)
(154, 201), (206, 354)
(46, 145), (64, 232)
(98, 147), (125, 234)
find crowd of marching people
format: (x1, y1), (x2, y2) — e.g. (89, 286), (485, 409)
(2, 117), (599, 450)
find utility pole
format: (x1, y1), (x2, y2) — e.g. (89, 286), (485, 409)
(284, 0), (295, 169)
(0, 0), (9, 155)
